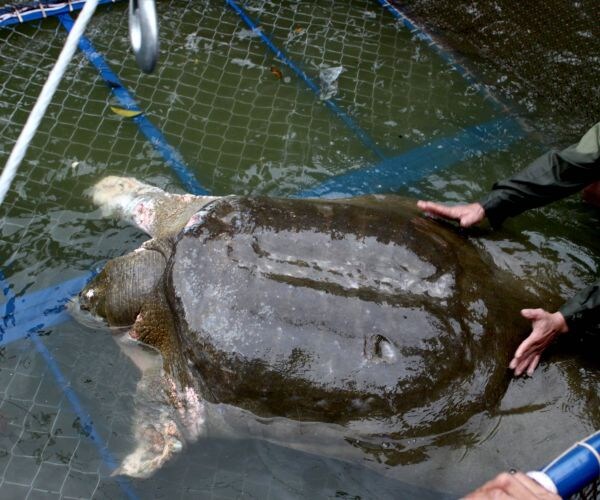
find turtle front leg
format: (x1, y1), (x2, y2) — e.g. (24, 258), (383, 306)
(110, 291), (205, 478)
(113, 367), (186, 478)
(113, 333), (206, 478)
(90, 176), (218, 238)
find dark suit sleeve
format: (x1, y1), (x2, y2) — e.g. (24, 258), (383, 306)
(478, 122), (600, 228)
(559, 281), (600, 332)
(478, 123), (600, 331)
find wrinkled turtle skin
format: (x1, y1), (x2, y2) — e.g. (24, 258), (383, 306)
(80, 188), (544, 435)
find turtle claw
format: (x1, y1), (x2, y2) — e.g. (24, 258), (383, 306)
(114, 422), (183, 478)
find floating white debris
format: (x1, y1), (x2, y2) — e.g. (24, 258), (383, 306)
(235, 28), (261, 40)
(548, 50), (581, 65)
(372, 60), (384, 71)
(185, 34), (200, 53)
(230, 58), (258, 69)
(319, 66), (344, 100)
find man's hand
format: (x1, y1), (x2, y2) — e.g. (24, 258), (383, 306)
(416, 201), (485, 228)
(463, 471), (560, 499)
(510, 309), (569, 376)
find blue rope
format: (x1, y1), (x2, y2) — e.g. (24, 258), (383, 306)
(293, 116), (525, 198)
(30, 335), (140, 499)
(0, 273), (93, 346)
(58, 13), (209, 196)
(225, 0), (386, 161)
(0, 268), (16, 342)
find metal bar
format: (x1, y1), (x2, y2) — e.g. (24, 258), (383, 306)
(0, 0), (122, 28)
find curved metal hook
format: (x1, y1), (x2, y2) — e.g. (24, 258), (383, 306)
(129, 0), (159, 73)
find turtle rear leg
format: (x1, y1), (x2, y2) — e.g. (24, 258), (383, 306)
(91, 176), (218, 238)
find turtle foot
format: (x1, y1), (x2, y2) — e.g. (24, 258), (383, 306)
(114, 421), (183, 478)
(112, 359), (206, 478)
(166, 379), (205, 442)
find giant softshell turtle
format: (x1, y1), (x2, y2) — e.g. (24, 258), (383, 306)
(75, 176), (550, 477)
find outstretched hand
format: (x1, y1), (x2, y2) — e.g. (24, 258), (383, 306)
(463, 471), (560, 499)
(417, 201), (486, 228)
(510, 309), (569, 376)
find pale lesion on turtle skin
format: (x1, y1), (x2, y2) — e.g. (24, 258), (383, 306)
(90, 175), (217, 240)
(111, 334), (205, 478)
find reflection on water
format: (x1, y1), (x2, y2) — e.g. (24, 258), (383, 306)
(0, 0), (598, 497)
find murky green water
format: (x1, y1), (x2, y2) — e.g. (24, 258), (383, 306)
(401, 0), (600, 142)
(0, 0), (598, 498)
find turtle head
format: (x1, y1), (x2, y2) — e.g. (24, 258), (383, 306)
(89, 175), (217, 239)
(89, 176), (164, 220)
(74, 247), (167, 328)
(77, 275), (109, 325)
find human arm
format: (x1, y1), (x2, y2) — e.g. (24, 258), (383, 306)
(463, 471), (560, 500)
(559, 280), (600, 331)
(481, 122), (600, 227)
(418, 122), (600, 227)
